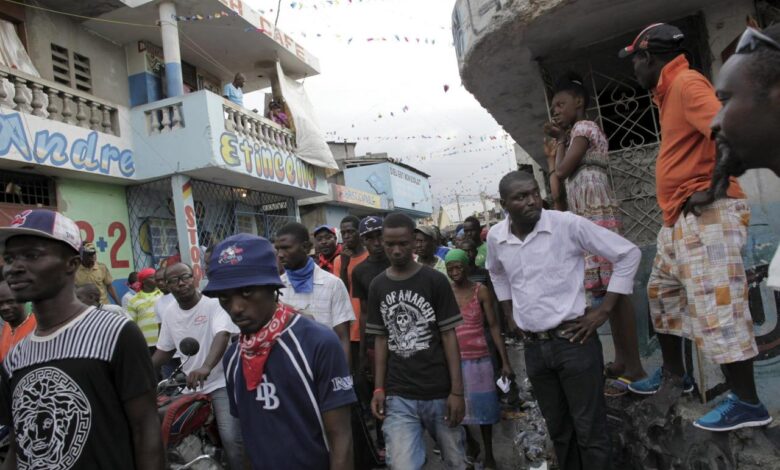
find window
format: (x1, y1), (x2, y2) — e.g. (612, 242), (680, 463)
(50, 43), (92, 93)
(0, 171), (55, 207)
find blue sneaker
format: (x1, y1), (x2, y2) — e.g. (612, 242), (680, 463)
(693, 393), (773, 432)
(627, 367), (695, 395)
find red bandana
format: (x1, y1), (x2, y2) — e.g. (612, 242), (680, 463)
(240, 303), (296, 391)
(317, 244), (342, 273)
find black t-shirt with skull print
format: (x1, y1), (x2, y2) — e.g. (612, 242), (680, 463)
(365, 265), (462, 400)
(0, 307), (157, 469)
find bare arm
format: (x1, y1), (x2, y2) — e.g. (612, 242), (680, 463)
(370, 335), (388, 420)
(187, 331), (230, 389)
(107, 283), (121, 305)
(480, 285), (512, 377)
(323, 406), (354, 470)
(151, 348), (175, 371)
(499, 300), (519, 334)
(555, 135), (589, 180)
(545, 140), (567, 211)
(333, 322), (351, 369)
(124, 390), (165, 470)
(358, 299), (369, 371)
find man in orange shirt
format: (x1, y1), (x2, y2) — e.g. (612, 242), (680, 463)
(621, 23), (770, 431)
(333, 215), (369, 372)
(0, 280), (36, 360)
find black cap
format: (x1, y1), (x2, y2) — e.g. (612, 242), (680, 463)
(618, 23), (685, 58)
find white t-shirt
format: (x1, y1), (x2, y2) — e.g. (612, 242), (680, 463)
(280, 264), (355, 329)
(121, 291), (134, 309)
(155, 293), (176, 323)
(157, 295), (239, 394)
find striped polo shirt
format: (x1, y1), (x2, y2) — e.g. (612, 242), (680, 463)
(127, 290), (162, 346)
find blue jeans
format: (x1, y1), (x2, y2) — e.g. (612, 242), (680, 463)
(210, 387), (244, 470)
(382, 396), (466, 470)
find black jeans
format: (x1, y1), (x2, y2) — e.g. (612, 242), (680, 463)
(524, 335), (610, 470)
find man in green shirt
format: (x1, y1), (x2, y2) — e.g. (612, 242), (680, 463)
(127, 268), (162, 353)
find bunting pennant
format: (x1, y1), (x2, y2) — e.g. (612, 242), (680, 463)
(172, 11), (238, 22)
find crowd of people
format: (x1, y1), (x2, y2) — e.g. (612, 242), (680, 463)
(0, 22), (776, 470)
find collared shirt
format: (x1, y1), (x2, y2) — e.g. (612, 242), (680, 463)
(75, 263), (113, 305)
(653, 54), (744, 226)
(486, 210), (640, 332)
(280, 264), (355, 329)
(223, 83), (243, 106)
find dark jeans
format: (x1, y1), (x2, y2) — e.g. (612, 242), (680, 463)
(524, 335), (610, 470)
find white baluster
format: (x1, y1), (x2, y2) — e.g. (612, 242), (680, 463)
(224, 107), (235, 131)
(12, 77), (30, 112)
(149, 110), (161, 134)
(88, 102), (101, 130)
(30, 83), (45, 117)
(46, 87), (60, 120)
(160, 106), (171, 131)
(101, 105), (113, 135)
(75, 97), (88, 128)
(171, 104), (182, 129)
(0, 71), (8, 103)
(61, 93), (74, 124)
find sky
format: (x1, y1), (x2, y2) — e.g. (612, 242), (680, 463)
(243, 0), (516, 221)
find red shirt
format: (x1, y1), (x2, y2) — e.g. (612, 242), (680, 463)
(0, 314), (37, 361)
(653, 55), (744, 226)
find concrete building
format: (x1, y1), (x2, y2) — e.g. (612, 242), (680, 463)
(0, 0), (334, 297)
(453, 0), (780, 412)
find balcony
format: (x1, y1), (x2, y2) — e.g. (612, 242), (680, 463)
(0, 65), (136, 180)
(0, 65), (120, 136)
(130, 90), (327, 198)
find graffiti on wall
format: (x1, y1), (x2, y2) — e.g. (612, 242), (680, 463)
(75, 220), (130, 269)
(181, 180), (204, 284)
(219, 131), (319, 191)
(0, 112), (135, 177)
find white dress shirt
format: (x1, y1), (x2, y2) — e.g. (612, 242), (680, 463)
(486, 210), (641, 332)
(280, 264), (356, 329)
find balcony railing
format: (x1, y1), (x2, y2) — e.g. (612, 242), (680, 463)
(0, 65), (120, 136)
(144, 102), (184, 133)
(222, 101), (296, 153)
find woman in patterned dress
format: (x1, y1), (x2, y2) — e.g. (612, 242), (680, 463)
(543, 72), (647, 389)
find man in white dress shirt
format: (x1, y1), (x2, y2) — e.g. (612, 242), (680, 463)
(275, 222), (355, 365)
(487, 171), (641, 470)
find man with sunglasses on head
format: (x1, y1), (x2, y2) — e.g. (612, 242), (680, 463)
(151, 263), (244, 469)
(710, 24), (780, 297)
(621, 23), (771, 431)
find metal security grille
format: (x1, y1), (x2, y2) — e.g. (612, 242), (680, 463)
(126, 177), (297, 269)
(0, 171), (56, 207)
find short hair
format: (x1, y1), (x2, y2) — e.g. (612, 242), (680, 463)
(553, 71), (590, 108)
(463, 216), (481, 229)
(459, 239), (476, 250)
(277, 222), (310, 244)
(340, 215), (360, 230)
(127, 271), (138, 283)
(498, 170), (537, 198)
(164, 262), (192, 277)
(743, 24), (780, 94)
(75, 283), (100, 298)
(383, 212), (415, 233)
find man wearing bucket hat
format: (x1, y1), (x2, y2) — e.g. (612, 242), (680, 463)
(0, 209), (163, 469)
(206, 233), (355, 470)
(620, 23), (771, 431)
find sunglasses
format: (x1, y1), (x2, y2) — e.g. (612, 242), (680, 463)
(735, 27), (780, 54)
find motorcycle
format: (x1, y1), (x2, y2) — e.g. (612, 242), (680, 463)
(157, 337), (223, 470)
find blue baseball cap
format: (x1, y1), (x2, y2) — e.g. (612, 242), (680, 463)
(313, 224), (336, 237)
(359, 216), (383, 236)
(0, 209), (82, 254)
(203, 233), (284, 293)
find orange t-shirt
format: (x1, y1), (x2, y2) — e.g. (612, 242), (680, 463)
(653, 55), (744, 226)
(0, 314), (37, 360)
(333, 250), (369, 342)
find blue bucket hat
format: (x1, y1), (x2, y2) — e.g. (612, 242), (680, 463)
(203, 233), (283, 293)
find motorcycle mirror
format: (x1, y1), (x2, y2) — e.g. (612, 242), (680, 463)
(179, 337), (200, 356)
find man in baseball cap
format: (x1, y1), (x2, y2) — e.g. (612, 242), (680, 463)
(313, 224), (341, 273)
(621, 23), (769, 432)
(0, 209), (164, 468)
(205, 233), (356, 470)
(414, 225), (447, 274)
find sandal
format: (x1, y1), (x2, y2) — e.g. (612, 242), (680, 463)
(604, 362), (625, 380)
(604, 377), (631, 397)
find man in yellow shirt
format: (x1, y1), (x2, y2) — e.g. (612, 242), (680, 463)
(127, 268), (162, 353)
(75, 242), (120, 305)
